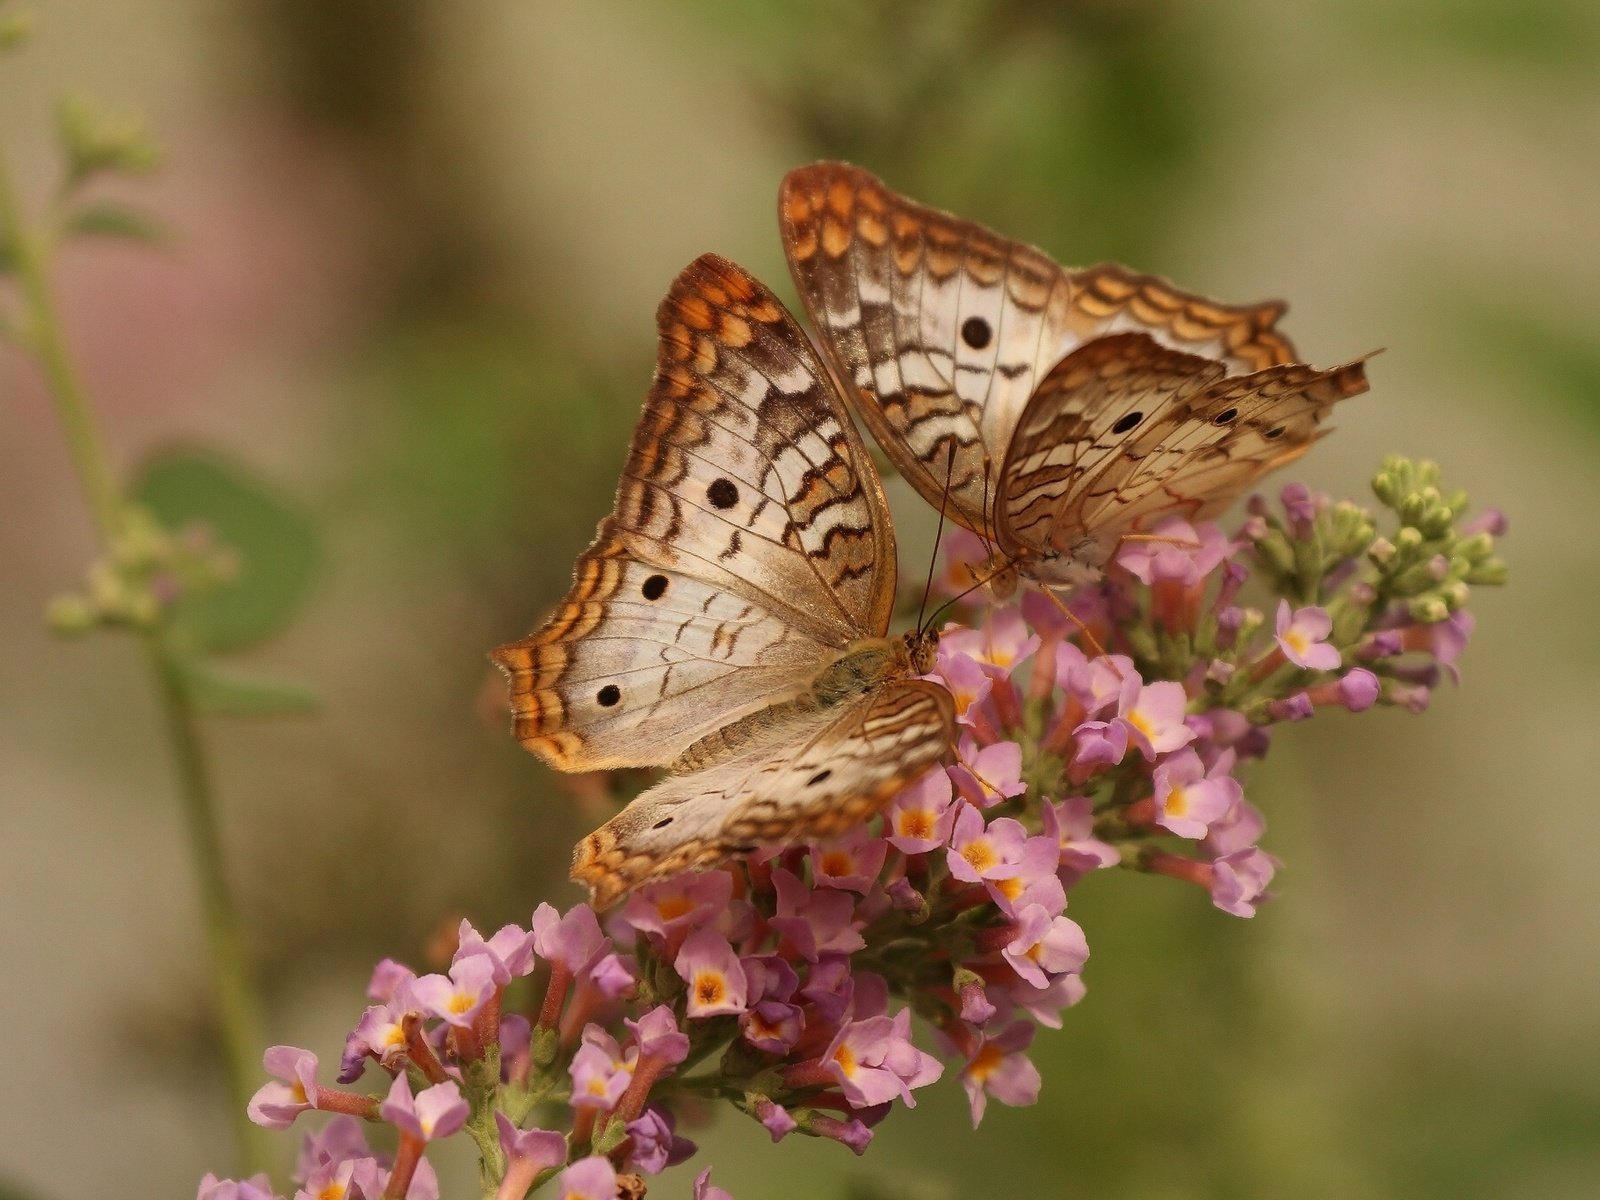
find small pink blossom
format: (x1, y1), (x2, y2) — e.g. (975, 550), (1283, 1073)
(1115, 518), (1230, 586)
(674, 928), (749, 1018)
(1001, 904), (1090, 988)
(625, 1004), (690, 1066)
(946, 806), (1030, 884)
(621, 872), (733, 942)
(568, 1026), (632, 1109)
(884, 768), (958, 852)
(196, 1175), (281, 1200)
(530, 902), (607, 973)
(770, 868), (865, 960)
(1118, 679), (1196, 760)
(694, 1167), (736, 1200)
(1152, 748), (1242, 840)
(247, 1046), (320, 1130)
(558, 1157), (618, 1200)
(494, 1111), (566, 1173)
(1275, 601), (1341, 671)
(1042, 797), (1120, 879)
(1210, 848), (1279, 917)
(809, 828), (889, 894)
(950, 738), (1026, 809)
(823, 1009), (943, 1108)
(410, 954), (498, 1029)
(960, 1021), (1042, 1127)
(452, 919), (535, 984)
(379, 1075), (468, 1142)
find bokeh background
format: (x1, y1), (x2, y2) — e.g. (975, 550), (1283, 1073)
(2, 2), (1595, 1197)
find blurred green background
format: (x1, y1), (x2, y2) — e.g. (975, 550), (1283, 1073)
(1, 2), (1594, 1197)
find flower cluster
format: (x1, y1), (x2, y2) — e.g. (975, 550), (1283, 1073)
(200, 458), (1504, 1199)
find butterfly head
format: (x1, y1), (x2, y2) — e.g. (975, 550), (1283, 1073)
(902, 627), (940, 675)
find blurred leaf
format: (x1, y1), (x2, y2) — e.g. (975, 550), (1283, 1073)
(182, 660), (319, 717)
(132, 449), (319, 653)
(61, 202), (167, 245)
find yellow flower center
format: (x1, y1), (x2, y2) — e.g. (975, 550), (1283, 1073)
(995, 877), (1023, 902)
(1285, 630), (1310, 657)
(962, 840), (997, 873)
(449, 993), (474, 1014)
(1166, 785), (1189, 818)
(820, 851), (855, 877)
(694, 971), (726, 1007)
(967, 1043), (1004, 1083)
(897, 810), (933, 840)
(833, 1043), (857, 1078)
(1127, 710), (1154, 738)
(656, 895), (693, 921)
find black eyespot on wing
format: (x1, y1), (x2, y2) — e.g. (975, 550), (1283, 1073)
(706, 478), (739, 509)
(960, 316), (992, 350)
(1213, 407), (1238, 426)
(597, 684), (621, 707)
(652, 817), (673, 830)
(1264, 425), (1285, 440)
(1111, 411), (1143, 435)
(641, 574), (668, 600)
(807, 769), (832, 786)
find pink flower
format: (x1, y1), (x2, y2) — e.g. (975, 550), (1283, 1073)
(410, 954), (498, 1029)
(339, 1000), (410, 1082)
(770, 868), (865, 960)
(960, 1021), (1042, 1127)
(620, 873), (733, 942)
(1041, 797), (1120, 880)
(530, 902), (607, 972)
(935, 651), (995, 729)
(674, 928), (749, 1018)
(947, 806), (1023, 883)
(568, 1026), (632, 1109)
(694, 1167), (736, 1200)
(379, 1075), (468, 1142)
(1115, 518), (1230, 586)
(494, 1111), (567, 1174)
(949, 738), (1026, 809)
(625, 1004), (690, 1066)
(941, 606), (1039, 673)
(1210, 848), (1279, 917)
(452, 919), (535, 984)
(196, 1175), (281, 1200)
(884, 768), (958, 852)
(293, 1115), (370, 1184)
(247, 1046), (320, 1130)
(623, 1106), (696, 1175)
(985, 834), (1068, 916)
(741, 1000), (804, 1054)
(1152, 749), (1242, 840)
(1118, 679), (1196, 760)
(752, 1097), (797, 1141)
(1203, 795), (1267, 857)
(809, 828), (889, 894)
(366, 959), (415, 1002)
(558, 1157), (618, 1200)
(1275, 601), (1341, 671)
(1001, 905), (1090, 988)
(823, 1009), (943, 1107)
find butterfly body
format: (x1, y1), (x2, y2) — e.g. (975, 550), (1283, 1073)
(496, 254), (954, 906)
(780, 163), (1371, 593)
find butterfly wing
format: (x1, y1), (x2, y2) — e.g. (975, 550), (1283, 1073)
(493, 254), (898, 772)
(779, 161), (1296, 540)
(572, 679), (955, 907)
(998, 332), (1370, 580)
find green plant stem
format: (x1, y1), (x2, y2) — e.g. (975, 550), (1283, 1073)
(0, 144), (268, 1172)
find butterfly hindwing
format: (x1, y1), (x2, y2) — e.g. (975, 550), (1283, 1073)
(998, 333), (1371, 571)
(571, 679), (956, 907)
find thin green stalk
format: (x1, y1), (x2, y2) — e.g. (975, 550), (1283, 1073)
(0, 143), (268, 1172)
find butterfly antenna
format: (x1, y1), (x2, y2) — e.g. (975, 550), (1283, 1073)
(915, 441), (958, 637)
(1038, 585), (1113, 662)
(926, 553), (1021, 630)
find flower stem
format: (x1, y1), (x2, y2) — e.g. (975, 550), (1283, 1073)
(0, 141), (267, 1172)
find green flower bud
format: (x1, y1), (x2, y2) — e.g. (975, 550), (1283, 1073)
(1408, 595), (1449, 624)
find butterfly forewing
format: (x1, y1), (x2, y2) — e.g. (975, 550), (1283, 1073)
(572, 679), (955, 908)
(494, 254), (901, 774)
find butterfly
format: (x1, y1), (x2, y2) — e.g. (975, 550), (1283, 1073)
(779, 161), (1372, 592)
(493, 253), (956, 908)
